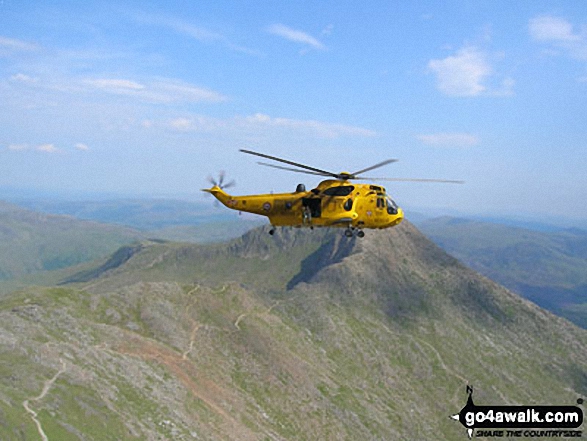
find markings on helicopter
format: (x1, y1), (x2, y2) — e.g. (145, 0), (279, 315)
(227, 199), (237, 207)
(263, 202), (271, 211)
(367, 210), (372, 217)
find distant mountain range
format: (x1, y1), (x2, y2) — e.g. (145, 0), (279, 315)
(417, 216), (587, 328)
(0, 200), (143, 281)
(8, 197), (236, 230)
(0, 200), (263, 293)
(0, 223), (585, 439)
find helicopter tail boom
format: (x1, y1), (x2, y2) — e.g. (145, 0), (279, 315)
(202, 186), (232, 207)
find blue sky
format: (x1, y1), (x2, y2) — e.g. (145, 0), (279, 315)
(1, 1), (586, 220)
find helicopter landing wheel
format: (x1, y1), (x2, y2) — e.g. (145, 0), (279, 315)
(344, 228), (353, 238)
(357, 230), (365, 238)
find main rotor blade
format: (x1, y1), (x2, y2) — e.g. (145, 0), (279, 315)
(257, 162), (331, 177)
(360, 177), (465, 184)
(351, 159), (398, 176)
(240, 149), (339, 179)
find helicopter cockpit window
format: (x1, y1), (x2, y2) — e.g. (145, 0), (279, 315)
(343, 198), (353, 211)
(323, 185), (355, 196)
(376, 197), (385, 208)
(386, 197), (398, 215)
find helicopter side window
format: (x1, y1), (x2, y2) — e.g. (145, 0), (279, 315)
(323, 186), (355, 196)
(343, 198), (353, 211)
(376, 197), (385, 209)
(386, 197), (398, 215)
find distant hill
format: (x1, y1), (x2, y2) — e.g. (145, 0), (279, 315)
(149, 220), (266, 244)
(10, 198), (237, 230)
(417, 216), (587, 328)
(0, 223), (584, 439)
(0, 200), (265, 291)
(0, 201), (144, 281)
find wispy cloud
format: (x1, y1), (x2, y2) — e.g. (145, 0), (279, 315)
(7, 144), (28, 151)
(136, 14), (262, 56)
(85, 78), (145, 91)
(416, 132), (479, 147)
(428, 46), (513, 97)
(267, 24), (326, 51)
(163, 113), (375, 139)
(241, 113), (374, 138)
(529, 15), (587, 61)
(6, 143), (89, 153)
(82, 77), (226, 104)
(529, 16), (581, 43)
(37, 143), (59, 153)
(10, 73), (39, 84)
(0, 36), (38, 54)
(75, 143), (90, 151)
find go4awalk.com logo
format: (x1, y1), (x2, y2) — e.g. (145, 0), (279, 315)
(450, 386), (584, 438)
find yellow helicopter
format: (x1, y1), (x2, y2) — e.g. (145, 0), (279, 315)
(203, 149), (463, 237)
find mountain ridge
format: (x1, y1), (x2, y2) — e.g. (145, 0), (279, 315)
(0, 222), (585, 439)
(418, 216), (587, 328)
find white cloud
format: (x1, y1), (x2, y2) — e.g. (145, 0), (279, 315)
(136, 14), (262, 56)
(37, 144), (59, 153)
(8, 144), (28, 151)
(529, 16), (580, 42)
(164, 113), (376, 139)
(529, 15), (587, 61)
(10, 73), (38, 83)
(240, 113), (375, 138)
(0, 36), (38, 53)
(416, 132), (479, 147)
(267, 24), (326, 50)
(152, 80), (227, 103)
(75, 143), (89, 151)
(83, 77), (226, 104)
(428, 46), (491, 97)
(169, 117), (193, 131)
(322, 24), (334, 36)
(85, 78), (145, 91)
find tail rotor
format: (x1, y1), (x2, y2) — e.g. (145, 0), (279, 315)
(207, 170), (236, 190)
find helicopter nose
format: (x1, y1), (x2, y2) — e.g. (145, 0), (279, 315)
(388, 208), (404, 227)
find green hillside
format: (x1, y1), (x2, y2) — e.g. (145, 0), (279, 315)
(418, 217), (587, 327)
(0, 201), (263, 295)
(0, 201), (144, 281)
(0, 223), (585, 439)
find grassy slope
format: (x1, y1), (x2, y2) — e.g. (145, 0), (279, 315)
(0, 201), (264, 297)
(0, 201), (144, 281)
(418, 217), (587, 327)
(0, 224), (585, 439)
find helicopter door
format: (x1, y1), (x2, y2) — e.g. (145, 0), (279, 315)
(302, 198), (321, 218)
(374, 196), (386, 220)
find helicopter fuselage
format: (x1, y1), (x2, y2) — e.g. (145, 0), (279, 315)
(204, 179), (404, 230)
